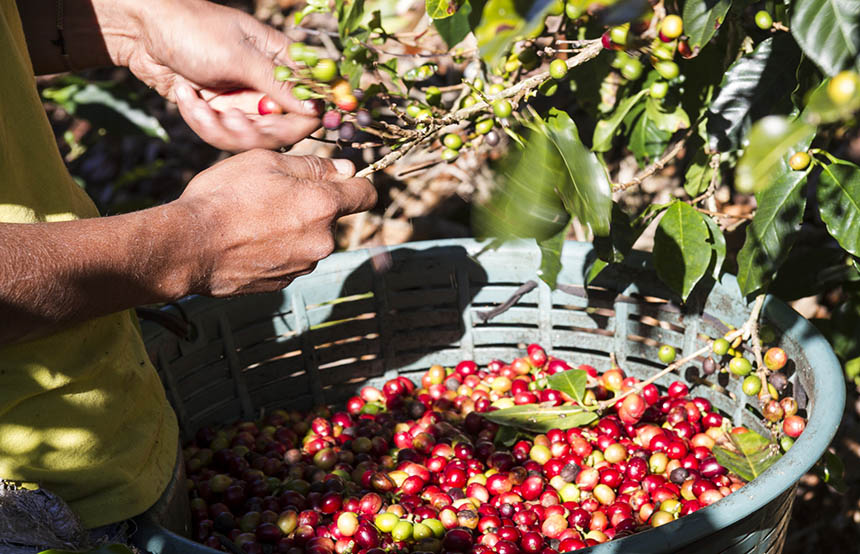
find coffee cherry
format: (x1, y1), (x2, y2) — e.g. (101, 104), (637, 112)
(322, 110), (342, 130)
(292, 85), (313, 101)
(493, 99), (513, 118)
(488, 83), (505, 95)
(338, 122), (356, 142)
(565, 1), (584, 19)
(485, 130), (501, 146)
(476, 118), (495, 135)
(425, 86), (442, 106)
(274, 65), (292, 82)
(729, 356), (752, 377)
(332, 79), (352, 98)
(257, 95), (284, 115)
(780, 436), (795, 451)
(712, 338), (730, 356)
(763, 399), (784, 422)
(548, 0), (564, 15)
(788, 152), (811, 171)
(441, 148), (459, 162)
(610, 25), (629, 46)
(312, 58), (338, 82)
(754, 10), (773, 30)
(549, 58), (568, 80)
(764, 347), (788, 370)
(620, 58), (643, 80)
(702, 357), (717, 375)
(741, 375), (761, 396)
(658, 345), (677, 364)
(660, 15), (683, 40)
(356, 109), (373, 127)
(783, 415), (806, 438)
(828, 71), (860, 105)
(288, 42), (306, 62)
(650, 81), (669, 99)
(768, 371), (788, 393)
(336, 94), (359, 112)
(443, 133), (464, 150)
(654, 60), (679, 80)
(539, 80), (558, 96)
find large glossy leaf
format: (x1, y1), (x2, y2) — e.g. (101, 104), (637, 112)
(434, 0), (477, 46)
(537, 222), (569, 289)
(818, 160), (860, 257)
(646, 97), (691, 133)
(791, 0), (860, 76)
(706, 35), (801, 152)
(653, 201), (711, 301)
(736, 164), (810, 297)
(482, 404), (598, 432)
(593, 89), (648, 152)
(426, 0), (463, 19)
(546, 369), (589, 405)
(542, 109), (613, 236)
(629, 107), (672, 166)
(473, 129), (570, 242)
(713, 430), (782, 482)
(475, 0), (555, 65)
(735, 116), (816, 193)
(682, 0), (732, 50)
(683, 146), (715, 197)
(337, 0), (366, 38)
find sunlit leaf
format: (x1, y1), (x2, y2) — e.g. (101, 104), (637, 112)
(434, 0), (476, 46)
(426, 0), (463, 19)
(482, 404), (598, 432)
(683, 146), (715, 197)
(338, 0), (366, 38)
(645, 96), (690, 133)
(546, 369), (588, 405)
(593, 89), (648, 152)
(682, 0), (731, 50)
(713, 431), (782, 482)
(475, 0), (556, 65)
(791, 0), (860, 76)
(653, 201), (712, 301)
(818, 160), (860, 257)
(734, 116), (816, 193)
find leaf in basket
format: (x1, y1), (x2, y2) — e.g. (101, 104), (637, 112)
(712, 430), (782, 482)
(481, 404), (597, 433)
(546, 369), (588, 405)
(494, 425), (521, 447)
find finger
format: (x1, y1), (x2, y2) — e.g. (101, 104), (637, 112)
(332, 176), (378, 217)
(255, 113), (322, 146)
(281, 155), (357, 181)
(175, 83), (237, 148)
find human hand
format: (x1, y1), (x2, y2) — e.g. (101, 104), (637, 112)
(173, 151), (376, 296)
(120, 0), (321, 151)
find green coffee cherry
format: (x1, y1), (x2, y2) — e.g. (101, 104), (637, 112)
(443, 133), (463, 150)
(654, 60), (679, 80)
(425, 86), (442, 106)
(754, 10), (773, 30)
(742, 375), (762, 396)
(658, 345), (677, 364)
(274, 65), (292, 82)
(475, 118), (495, 135)
(712, 338), (730, 356)
(729, 356), (753, 377)
(493, 99), (513, 118)
(441, 148), (460, 162)
(621, 58), (643, 81)
(549, 59), (568, 80)
(650, 81), (669, 99)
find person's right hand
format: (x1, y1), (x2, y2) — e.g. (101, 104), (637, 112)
(172, 151), (376, 296)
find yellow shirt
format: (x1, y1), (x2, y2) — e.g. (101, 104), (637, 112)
(0, 1), (178, 528)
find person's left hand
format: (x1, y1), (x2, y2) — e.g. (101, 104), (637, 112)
(118, 0), (321, 151)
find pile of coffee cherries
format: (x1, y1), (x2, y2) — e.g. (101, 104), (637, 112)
(183, 342), (805, 553)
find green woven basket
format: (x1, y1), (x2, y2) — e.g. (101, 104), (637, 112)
(131, 239), (844, 554)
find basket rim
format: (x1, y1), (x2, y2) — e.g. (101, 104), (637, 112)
(138, 238), (845, 553)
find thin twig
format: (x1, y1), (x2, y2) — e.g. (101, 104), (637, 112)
(692, 153), (721, 204)
(695, 207), (754, 220)
(613, 130), (692, 192)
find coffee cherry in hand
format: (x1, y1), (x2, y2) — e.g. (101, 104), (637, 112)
(257, 95), (283, 115)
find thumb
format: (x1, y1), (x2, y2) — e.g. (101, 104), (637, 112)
(281, 155), (357, 181)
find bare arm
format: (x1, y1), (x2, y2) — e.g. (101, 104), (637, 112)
(0, 152), (376, 345)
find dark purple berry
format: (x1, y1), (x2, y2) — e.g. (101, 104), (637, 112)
(356, 110), (373, 127)
(339, 122), (356, 142)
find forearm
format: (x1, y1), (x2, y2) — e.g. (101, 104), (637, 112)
(15, 0), (147, 74)
(0, 203), (198, 345)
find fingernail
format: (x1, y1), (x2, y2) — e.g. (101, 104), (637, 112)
(332, 158), (355, 176)
(176, 84), (193, 102)
(303, 99), (323, 115)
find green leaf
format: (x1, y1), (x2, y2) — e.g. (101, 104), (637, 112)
(546, 369), (589, 405)
(735, 116), (816, 194)
(846, 356), (860, 381)
(684, 146), (715, 197)
(653, 200), (712, 301)
(588, 202), (645, 282)
(736, 156), (811, 297)
(818, 161), (860, 257)
(481, 404), (598, 433)
(712, 430), (782, 482)
(473, 130), (571, 242)
(434, 0), (476, 46)
(338, 0), (366, 39)
(629, 107), (672, 166)
(593, 89), (648, 152)
(702, 214), (726, 280)
(682, 0), (732, 50)
(475, 0), (556, 65)
(541, 109), (613, 236)
(494, 425), (520, 446)
(426, 0), (463, 19)
(791, 0), (860, 76)
(645, 97), (691, 133)
(707, 35), (801, 152)
(537, 221), (569, 289)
